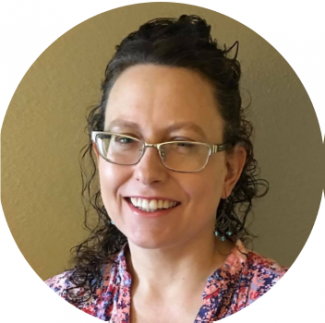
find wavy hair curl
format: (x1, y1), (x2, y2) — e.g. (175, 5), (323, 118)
(66, 15), (269, 304)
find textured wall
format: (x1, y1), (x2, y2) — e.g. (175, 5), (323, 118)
(1, 3), (324, 280)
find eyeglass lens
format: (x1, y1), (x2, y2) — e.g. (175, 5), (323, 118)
(96, 133), (210, 172)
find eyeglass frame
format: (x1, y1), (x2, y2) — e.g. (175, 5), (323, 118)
(91, 131), (232, 173)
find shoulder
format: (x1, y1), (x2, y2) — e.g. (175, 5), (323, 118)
(44, 252), (123, 303)
(221, 240), (288, 309)
(241, 250), (288, 304)
(231, 240), (288, 280)
(45, 270), (76, 298)
(245, 251), (288, 277)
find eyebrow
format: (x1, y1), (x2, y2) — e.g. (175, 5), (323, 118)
(106, 119), (207, 138)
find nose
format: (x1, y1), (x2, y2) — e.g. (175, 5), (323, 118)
(133, 146), (168, 185)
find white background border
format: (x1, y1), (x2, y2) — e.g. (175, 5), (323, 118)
(1, 1), (324, 322)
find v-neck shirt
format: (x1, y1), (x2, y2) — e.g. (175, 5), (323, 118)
(45, 240), (287, 322)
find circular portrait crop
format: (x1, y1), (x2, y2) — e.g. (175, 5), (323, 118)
(1, 2), (324, 322)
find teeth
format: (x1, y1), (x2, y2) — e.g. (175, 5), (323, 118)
(149, 200), (157, 211)
(158, 200), (163, 209)
(163, 200), (169, 209)
(129, 198), (178, 212)
(142, 199), (149, 211)
(130, 197), (137, 206)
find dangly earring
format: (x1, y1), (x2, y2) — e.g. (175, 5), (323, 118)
(214, 199), (233, 241)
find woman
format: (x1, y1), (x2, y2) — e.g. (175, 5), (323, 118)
(46, 15), (287, 322)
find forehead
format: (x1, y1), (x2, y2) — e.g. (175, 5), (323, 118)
(104, 65), (223, 139)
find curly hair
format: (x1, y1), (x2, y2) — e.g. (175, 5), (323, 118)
(66, 14), (269, 304)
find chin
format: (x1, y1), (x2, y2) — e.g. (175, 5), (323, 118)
(126, 231), (175, 250)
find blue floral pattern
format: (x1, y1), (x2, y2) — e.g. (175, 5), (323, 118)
(45, 240), (287, 321)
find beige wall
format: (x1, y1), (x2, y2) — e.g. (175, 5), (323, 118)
(1, 3), (324, 281)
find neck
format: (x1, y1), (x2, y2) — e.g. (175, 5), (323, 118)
(126, 232), (234, 298)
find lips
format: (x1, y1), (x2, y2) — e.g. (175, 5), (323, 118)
(124, 196), (180, 203)
(125, 197), (180, 208)
(124, 197), (181, 217)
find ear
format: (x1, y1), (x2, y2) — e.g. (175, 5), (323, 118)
(221, 145), (247, 199)
(93, 142), (100, 162)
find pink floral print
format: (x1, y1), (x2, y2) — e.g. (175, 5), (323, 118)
(45, 240), (287, 321)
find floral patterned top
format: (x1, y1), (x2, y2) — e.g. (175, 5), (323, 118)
(45, 240), (287, 322)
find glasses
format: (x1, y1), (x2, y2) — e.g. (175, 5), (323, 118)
(91, 131), (231, 173)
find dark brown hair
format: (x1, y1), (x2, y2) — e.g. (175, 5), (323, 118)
(67, 14), (269, 304)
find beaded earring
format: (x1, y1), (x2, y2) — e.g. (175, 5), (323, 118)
(214, 199), (232, 241)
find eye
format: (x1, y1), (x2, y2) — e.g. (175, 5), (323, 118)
(176, 142), (196, 149)
(172, 136), (197, 142)
(114, 135), (135, 144)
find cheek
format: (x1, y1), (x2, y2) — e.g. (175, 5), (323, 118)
(98, 162), (113, 191)
(185, 166), (225, 209)
(98, 162), (128, 209)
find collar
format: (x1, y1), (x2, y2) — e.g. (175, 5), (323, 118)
(202, 239), (248, 298)
(112, 240), (248, 293)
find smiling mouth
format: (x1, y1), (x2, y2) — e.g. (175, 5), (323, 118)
(124, 197), (181, 213)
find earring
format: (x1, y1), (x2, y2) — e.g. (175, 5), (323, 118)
(110, 220), (115, 225)
(214, 199), (232, 241)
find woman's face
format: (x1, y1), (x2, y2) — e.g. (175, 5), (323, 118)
(95, 64), (242, 249)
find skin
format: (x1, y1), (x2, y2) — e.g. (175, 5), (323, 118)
(93, 64), (246, 322)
